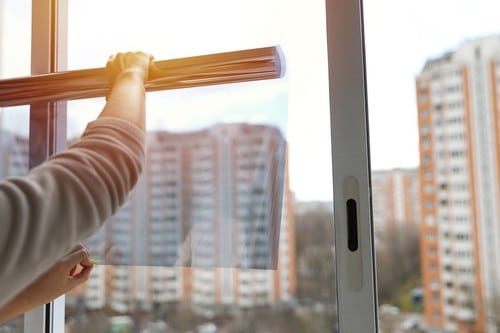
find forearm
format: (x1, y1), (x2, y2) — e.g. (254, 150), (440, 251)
(99, 71), (146, 131)
(0, 244), (92, 323)
(0, 286), (43, 323)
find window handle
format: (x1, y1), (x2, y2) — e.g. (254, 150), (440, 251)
(344, 176), (362, 292)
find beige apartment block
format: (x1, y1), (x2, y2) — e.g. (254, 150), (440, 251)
(67, 123), (297, 314)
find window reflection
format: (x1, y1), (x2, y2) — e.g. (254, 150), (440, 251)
(80, 122), (288, 270)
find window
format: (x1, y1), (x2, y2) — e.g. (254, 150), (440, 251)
(9, 1), (500, 332)
(423, 216), (435, 227)
(1, 0), (387, 332)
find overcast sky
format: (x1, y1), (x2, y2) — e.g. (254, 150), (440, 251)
(364, 0), (500, 173)
(1, 0), (500, 201)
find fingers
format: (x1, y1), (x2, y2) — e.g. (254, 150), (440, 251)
(63, 244), (94, 290)
(67, 264), (93, 290)
(63, 245), (92, 268)
(106, 51), (152, 84)
(68, 265), (77, 277)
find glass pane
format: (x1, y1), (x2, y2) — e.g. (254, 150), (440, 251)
(0, 0), (31, 79)
(0, 106), (30, 332)
(66, 1), (284, 71)
(364, 0), (500, 332)
(64, 1), (334, 333)
(0, 0), (30, 330)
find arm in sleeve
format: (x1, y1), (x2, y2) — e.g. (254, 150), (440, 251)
(0, 117), (144, 305)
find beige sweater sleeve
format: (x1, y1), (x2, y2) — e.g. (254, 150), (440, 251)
(0, 117), (144, 305)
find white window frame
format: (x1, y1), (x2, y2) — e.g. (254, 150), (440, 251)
(22, 0), (379, 332)
(327, 0), (378, 331)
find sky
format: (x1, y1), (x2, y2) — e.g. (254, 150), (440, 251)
(1, 0), (500, 201)
(363, 0), (500, 172)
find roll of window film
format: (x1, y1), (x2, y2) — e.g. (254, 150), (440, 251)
(0, 46), (284, 107)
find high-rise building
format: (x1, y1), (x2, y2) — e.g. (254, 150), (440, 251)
(371, 168), (420, 233)
(70, 123), (296, 314)
(417, 35), (500, 333)
(0, 130), (29, 178)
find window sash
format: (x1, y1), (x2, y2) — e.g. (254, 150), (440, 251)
(326, 0), (379, 331)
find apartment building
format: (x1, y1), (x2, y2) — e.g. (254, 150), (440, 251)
(0, 130), (28, 178)
(417, 35), (500, 333)
(69, 122), (296, 314)
(371, 168), (420, 233)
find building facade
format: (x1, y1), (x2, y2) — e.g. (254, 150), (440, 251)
(417, 35), (500, 333)
(0, 130), (29, 178)
(371, 168), (421, 233)
(69, 123), (297, 314)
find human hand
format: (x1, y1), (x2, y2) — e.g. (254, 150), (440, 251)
(106, 51), (153, 86)
(0, 244), (94, 323)
(26, 243), (93, 301)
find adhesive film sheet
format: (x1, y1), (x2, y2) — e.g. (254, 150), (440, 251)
(79, 77), (287, 269)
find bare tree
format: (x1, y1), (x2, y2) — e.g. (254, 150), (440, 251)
(375, 223), (421, 305)
(294, 204), (336, 303)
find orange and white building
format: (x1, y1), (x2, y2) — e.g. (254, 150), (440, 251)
(417, 35), (500, 333)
